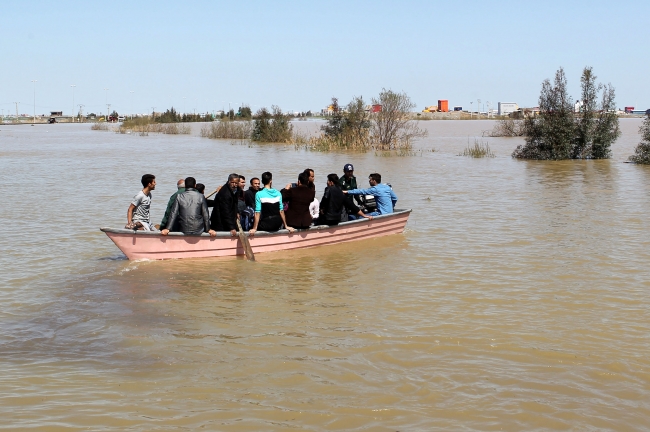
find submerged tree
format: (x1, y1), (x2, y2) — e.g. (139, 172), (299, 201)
(628, 115), (650, 164)
(321, 96), (371, 148)
(512, 66), (620, 160)
(251, 105), (293, 143)
(371, 88), (427, 150)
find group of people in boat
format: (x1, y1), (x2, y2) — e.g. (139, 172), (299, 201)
(125, 164), (398, 237)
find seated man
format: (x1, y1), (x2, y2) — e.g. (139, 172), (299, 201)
(244, 177), (261, 208)
(318, 173), (373, 226)
(160, 178), (185, 230)
(344, 173), (397, 216)
(161, 177), (216, 236)
(210, 173), (240, 237)
(249, 171), (295, 236)
(282, 172), (316, 230)
(126, 174), (157, 231)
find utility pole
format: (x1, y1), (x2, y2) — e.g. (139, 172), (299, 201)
(103, 88), (109, 120)
(78, 104), (85, 122)
(151, 107), (155, 119)
(130, 91), (134, 119)
(470, 101), (473, 119)
(477, 99), (481, 119)
(107, 104), (111, 121)
(14, 102), (19, 120)
(70, 84), (76, 122)
(31, 79), (37, 124)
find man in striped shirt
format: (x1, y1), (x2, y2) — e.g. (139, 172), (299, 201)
(249, 171), (294, 236)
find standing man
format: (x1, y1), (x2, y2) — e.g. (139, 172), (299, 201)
(160, 178), (185, 230)
(126, 174), (157, 230)
(319, 173), (373, 225)
(210, 173), (240, 237)
(249, 171), (295, 236)
(161, 177), (215, 236)
(344, 173), (397, 216)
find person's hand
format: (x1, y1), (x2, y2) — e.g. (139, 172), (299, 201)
(230, 229), (237, 237)
(161, 229), (170, 236)
(208, 229), (216, 237)
(287, 227), (296, 233)
(249, 228), (256, 237)
(285, 183), (292, 190)
(342, 190), (348, 194)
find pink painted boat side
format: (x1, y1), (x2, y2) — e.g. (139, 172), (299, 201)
(100, 209), (411, 260)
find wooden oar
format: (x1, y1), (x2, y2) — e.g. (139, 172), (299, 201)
(236, 219), (255, 261)
(205, 187), (220, 199)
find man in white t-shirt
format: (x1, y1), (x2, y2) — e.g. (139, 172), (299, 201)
(126, 174), (157, 230)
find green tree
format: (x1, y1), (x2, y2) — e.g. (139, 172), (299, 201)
(251, 105), (293, 142)
(628, 115), (650, 164)
(238, 106), (252, 119)
(513, 66), (620, 160)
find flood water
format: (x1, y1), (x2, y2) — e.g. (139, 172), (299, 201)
(1, 119), (649, 430)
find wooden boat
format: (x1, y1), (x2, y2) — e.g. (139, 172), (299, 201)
(100, 209), (411, 260)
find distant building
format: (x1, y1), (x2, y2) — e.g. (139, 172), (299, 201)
(574, 100), (584, 113)
(625, 107), (635, 113)
(50, 111), (63, 117)
(498, 102), (518, 116)
(437, 100), (448, 112)
(453, 106), (462, 111)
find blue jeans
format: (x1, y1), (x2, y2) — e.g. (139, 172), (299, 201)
(348, 211), (379, 221)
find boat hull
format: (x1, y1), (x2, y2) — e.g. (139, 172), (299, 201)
(101, 209), (411, 260)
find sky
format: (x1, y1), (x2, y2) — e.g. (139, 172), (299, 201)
(1, 0), (649, 117)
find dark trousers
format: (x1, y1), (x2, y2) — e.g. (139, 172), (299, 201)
(258, 215), (283, 232)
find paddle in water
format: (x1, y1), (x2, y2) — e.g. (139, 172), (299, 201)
(236, 219), (255, 261)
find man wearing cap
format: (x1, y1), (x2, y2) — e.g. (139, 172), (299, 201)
(339, 164), (357, 191)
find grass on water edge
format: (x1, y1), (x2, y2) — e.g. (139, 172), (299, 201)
(459, 139), (496, 158)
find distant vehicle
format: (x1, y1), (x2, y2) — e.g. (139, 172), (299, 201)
(108, 115), (118, 122)
(118, 116), (125, 122)
(48, 118), (56, 124)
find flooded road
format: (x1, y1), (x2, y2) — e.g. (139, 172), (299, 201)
(1, 119), (649, 430)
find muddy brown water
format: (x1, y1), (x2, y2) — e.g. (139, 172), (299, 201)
(0, 119), (649, 430)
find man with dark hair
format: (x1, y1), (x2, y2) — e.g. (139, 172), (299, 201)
(161, 177), (216, 236)
(160, 178), (185, 230)
(344, 172), (397, 216)
(126, 174), (157, 230)
(244, 177), (261, 208)
(318, 173), (373, 225)
(303, 168), (315, 190)
(282, 172), (316, 229)
(237, 175), (247, 214)
(249, 171), (294, 236)
(210, 173), (240, 236)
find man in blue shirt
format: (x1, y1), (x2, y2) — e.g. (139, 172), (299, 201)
(344, 173), (397, 216)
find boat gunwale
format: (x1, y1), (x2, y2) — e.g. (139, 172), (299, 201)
(100, 208), (412, 237)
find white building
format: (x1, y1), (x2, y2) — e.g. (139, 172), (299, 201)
(498, 102), (519, 116)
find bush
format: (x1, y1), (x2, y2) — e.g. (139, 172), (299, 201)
(91, 123), (109, 131)
(460, 139), (496, 158)
(200, 120), (252, 140)
(251, 106), (293, 143)
(487, 118), (525, 137)
(628, 116), (650, 164)
(300, 90), (426, 153)
(513, 66), (620, 160)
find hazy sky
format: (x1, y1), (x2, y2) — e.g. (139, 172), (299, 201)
(1, 1), (648, 116)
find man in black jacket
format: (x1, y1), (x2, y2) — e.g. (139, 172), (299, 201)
(210, 173), (240, 236)
(161, 177), (216, 236)
(318, 173), (373, 225)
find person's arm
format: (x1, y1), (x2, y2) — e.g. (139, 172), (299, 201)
(160, 194), (176, 227)
(345, 186), (376, 195)
(127, 203), (136, 226)
(249, 212), (260, 237)
(279, 210), (295, 233)
(390, 189), (398, 209)
(202, 198), (216, 236)
(249, 194), (262, 236)
(161, 198), (180, 236)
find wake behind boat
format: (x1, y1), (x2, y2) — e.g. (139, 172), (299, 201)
(101, 209), (411, 260)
